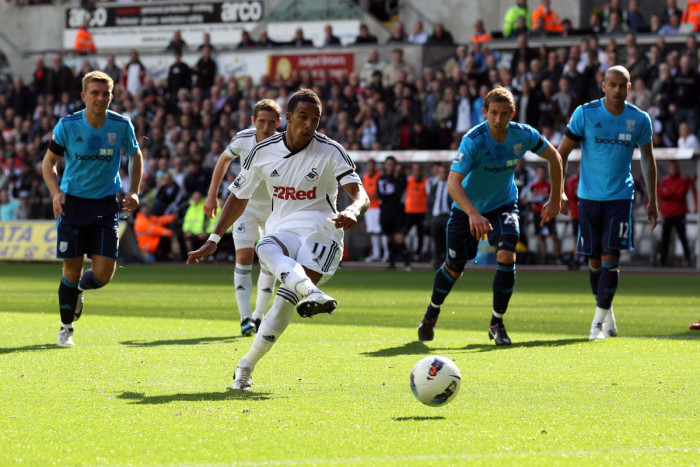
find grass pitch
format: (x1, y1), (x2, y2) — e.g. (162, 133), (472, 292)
(1, 262), (698, 466)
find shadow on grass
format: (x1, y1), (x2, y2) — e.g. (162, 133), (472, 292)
(117, 390), (273, 404)
(462, 338), (588, 353)
(120, 335), (241, 347)
(362, 338), (588, 358)
(0, 344), (65, 355)
(393, 416), (446, 421)
(361, 341), (431, 357)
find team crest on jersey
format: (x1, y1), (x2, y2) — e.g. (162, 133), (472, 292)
(305, 168), (319, 182)
(626, 120), (636, 132)
(232, 174), (246, 188)
(59, 241), (68, 253)
(106, 133), (117, 145)
(512, 143), (522, 155)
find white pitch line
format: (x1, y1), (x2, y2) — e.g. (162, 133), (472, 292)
(172, 446), (700, 467)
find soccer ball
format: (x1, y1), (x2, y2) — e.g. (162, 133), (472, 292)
(410, 355), (461, 407)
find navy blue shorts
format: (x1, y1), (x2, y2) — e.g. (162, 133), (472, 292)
(56, 194), (120, 260)
(577, 198), (634, 255)
(446, 204), (520, 267)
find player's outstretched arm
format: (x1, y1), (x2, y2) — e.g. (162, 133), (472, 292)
(447, 170), (492, 238)
(204, 151), (232, 218)
(334, 182), (370, 230)
(187, 193), (248, 264)
(122, 149), (143, 213)
(537, 141), (563, 226)
(557, 135), (577, 215)
(639, 141), (658, 230)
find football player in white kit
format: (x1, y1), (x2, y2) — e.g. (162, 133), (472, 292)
(204, 99), (281, 336)
(188, 89), (369, 390)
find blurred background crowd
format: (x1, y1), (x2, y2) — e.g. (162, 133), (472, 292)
(0, 0), (697, 266)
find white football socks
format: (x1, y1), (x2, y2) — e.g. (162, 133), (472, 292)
(241, 292), (295, 368)
(234, 263), (253, 320)
(592, 306), (608, 327)
(253, 268), (275, 321)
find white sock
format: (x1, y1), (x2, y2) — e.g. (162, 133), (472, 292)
(256, 241), (316, 296)
(605, 307), (616, 324)
(61, 323), (73, 330)
(234, 263), (253, 320)
(592, 306), (608, 326)
(240, 290), (295, 368)
(253, 268), (275, 321)
(381, 235), (389, 257)
(371, 235), (381, 258)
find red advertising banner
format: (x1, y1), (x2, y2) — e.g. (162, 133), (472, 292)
(268, 53), (354, 82)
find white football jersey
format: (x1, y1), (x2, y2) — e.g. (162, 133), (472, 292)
(225, 128), (272, 214)
(229, 132), (361, 234)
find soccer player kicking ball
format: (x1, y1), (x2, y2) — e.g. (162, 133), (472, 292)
(418, 87), (562, 345)
(42, 70), (143, 346)
(188, 89), (369, 389)
(558, 65), (658, 340)
(204, 99), (281, 336)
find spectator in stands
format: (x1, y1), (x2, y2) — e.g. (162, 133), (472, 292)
(322, 24), (341, 46)
(649, 14), (663, 34)
(658, 160), (698, 267)
(443, 45), (468, 77)
(602, 0), (627, 29)
(627, 0), (645, 33)
(677, 122), (700, 148)
(257, 31), (277, 49)
(193, 45), (217, 96)
(101, 55), (121, 86)
(529, 16), (550, 37)
(32, 58), (48, 97)
(181, 190), (208, 254)
(528, 165), (561, 264)
(659, 11), (682, 34)
(531, 0), (562, 34)
(166, 51), (192, 106)
(290, 27), (313, 47)
(359, 48), (386, 89)
(8, 77), (34, 119)
(454, 82), (472, 136)
(73, 17), (96, 55)
(121, 50), (146, 96)
(605, 11), (628, 34)
(503, 0), (531, 38)
(472, 19), (492, 43)
(387, 22), (407, 43)
(681, 0), (700, 31)
(47, 53), (73, 101)
(435, 86), (456, 147)
(197, 32), (216, 52)
(428, 23), (454, 45)
(625, 46), (649, 83)
(661, 0), (683, 25)
(670, 54), (698, 136)
(408, 20), (429, 45)
(354, 24), (378, 44)
(165, 29), (187, 54)
(382, 48), (415, 88)
(627, 77), (652, 111)
(237, 30), (257, 49)
(551, 76), (578, 132)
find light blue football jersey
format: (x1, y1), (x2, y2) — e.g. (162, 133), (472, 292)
(566, 98), (652, 201)
(451, 121), (546, 213)
(52, 109), (139, 199)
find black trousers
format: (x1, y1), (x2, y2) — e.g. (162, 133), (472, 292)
(659, 215), (692, 265)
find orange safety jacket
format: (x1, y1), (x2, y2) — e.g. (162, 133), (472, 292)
(74, 27), (96, 55)
(363, 171), (382, 209)
(531, 5), (563, 33)
(682, 0), (700, 31)
(405, 175), (428, 214)
(134, 213), (174, 254)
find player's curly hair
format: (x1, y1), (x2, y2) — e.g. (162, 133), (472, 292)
(254, 99), (282, 119)
(287, 88), (322, 114)
(483, 86), (516, 113)
(82, 70), (114, 93)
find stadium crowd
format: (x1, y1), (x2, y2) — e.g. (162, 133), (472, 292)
(0, 0), (698, 266)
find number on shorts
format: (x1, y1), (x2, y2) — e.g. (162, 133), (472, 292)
(618, 222), (629, 239)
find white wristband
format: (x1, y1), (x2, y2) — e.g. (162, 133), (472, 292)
(208, 233), (221, 244)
